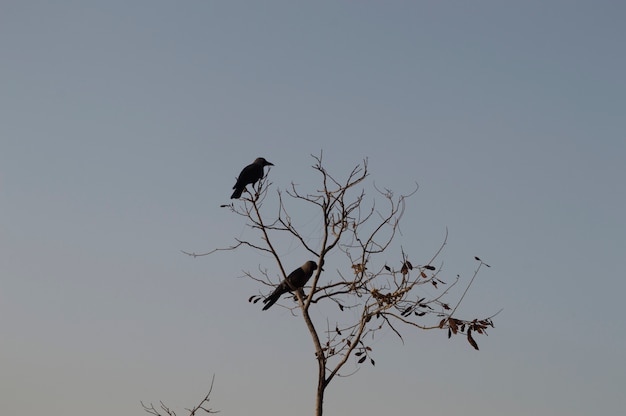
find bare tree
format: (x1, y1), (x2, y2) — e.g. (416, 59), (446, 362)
(185, 153), (498, 416)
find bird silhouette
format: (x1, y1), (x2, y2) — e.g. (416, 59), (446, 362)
(231, 157), (274, 199)
(263, 261), (319, 310)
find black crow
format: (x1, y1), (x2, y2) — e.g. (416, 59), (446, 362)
(263, 261), (319, 310)
(231, 157), (274, 199)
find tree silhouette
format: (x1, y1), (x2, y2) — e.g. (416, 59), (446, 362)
(182, 153), (498, 416)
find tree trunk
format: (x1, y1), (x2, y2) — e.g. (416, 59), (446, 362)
(316, 359), (325, 416)
(297, 290), (326, 416)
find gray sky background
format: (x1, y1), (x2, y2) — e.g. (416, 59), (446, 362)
(2, 1), (625, 415)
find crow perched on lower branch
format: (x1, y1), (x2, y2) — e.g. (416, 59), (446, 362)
(262, 261), (319, 310)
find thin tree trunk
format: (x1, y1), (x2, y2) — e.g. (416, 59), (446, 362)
(316, 358), (325, 416)
(298, 291), (326, 416)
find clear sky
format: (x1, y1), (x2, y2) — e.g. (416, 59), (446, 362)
(2, 1), (625, 415)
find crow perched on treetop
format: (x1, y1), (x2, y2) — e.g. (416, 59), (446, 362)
(230, 157), (274, 199)
(262, 261), (319, 310)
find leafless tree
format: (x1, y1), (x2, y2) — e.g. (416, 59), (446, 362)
(184, 153), (498, 416)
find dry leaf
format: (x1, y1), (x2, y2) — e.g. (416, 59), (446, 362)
(467, 329), (479, 350)
(449, 318), (458, 334)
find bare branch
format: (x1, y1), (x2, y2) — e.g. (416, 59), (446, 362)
(142, 375), (219, 416)
(449, 257), (490, 318)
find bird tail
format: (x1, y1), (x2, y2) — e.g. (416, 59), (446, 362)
(262, 293), (280, 311)
(231, 187), (243, 199)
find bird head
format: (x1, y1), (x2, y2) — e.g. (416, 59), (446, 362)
(302, 260), (319, 274)
(254, 157), (274, 167)
(305, 260), (324, 272)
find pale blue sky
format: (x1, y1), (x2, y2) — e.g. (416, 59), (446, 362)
(2, 1), (625, 415)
